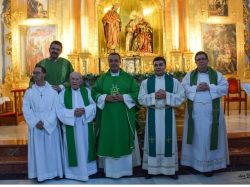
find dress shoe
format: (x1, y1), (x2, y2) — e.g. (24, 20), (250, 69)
(203, 172), (213, 177)
(168, 174), (178, 180)
(145, 174), (153, 179)
(53, 176), (61, 180)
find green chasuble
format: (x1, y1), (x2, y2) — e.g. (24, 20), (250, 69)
(187, 67), (220, 150)
(64, 86), (96, 167)
(91, 69), (139, 158)
(36, 57), (73, 87)
(147, 74), (173, 157)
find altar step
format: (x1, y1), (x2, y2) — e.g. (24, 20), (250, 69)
(0, 144), (27, 179)
(0, 132), (249, 179)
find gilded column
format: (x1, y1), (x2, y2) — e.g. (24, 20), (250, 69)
(71, 0), (81, 53)
(170, 0), (182, 71)
(79, 0), (92, 75)
(0, 0), (4, 83)
(170, 0), (179, 50)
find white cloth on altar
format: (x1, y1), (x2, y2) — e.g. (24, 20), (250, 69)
(22, 82), (63, 182)
(181, 71), (230, 172)
(96, 71), (141, 178)
(57, 88), (97, 181)
(138, 75), (185, 175)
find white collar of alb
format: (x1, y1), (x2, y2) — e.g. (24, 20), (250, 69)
(110, 71), (120, 76)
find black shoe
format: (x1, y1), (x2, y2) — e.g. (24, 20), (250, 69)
(53, 176), (61, 180)
(145, 174), (153, 179)
(203, 172), (213, 177)
(168, 174), (178, 180)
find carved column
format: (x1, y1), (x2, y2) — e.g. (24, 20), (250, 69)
(170, 0), (179, 50)
(0, 0), (4, 83)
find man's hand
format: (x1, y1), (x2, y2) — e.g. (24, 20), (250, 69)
(197, 82), (210, 92)
(36, 121), (44, 129)
(155, 89), (166, 100)
(105, 94), (124, 102)
(52, 85), (62, 92)
(74, 108), (85, 117)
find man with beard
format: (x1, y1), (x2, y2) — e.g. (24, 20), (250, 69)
(31, 40), (74, 92)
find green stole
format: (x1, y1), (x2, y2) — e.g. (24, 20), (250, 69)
(187, 67), (220, 150)
(147, 74), (173, 157)
(64, 86), (96, 167)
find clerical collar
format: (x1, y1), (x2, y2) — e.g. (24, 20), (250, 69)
(71, 88), (80, 92)
(198, 71), (208, 74)
(155, 74), (165, 79)
(35, 81), (46, 87)
(110, 71), (120, 76)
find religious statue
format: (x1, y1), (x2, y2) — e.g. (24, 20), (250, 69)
(132, 17), (153, 53)
(102, 3), (122, 52)
(125, 11), (139, 52)
(126, 13), (153, 54)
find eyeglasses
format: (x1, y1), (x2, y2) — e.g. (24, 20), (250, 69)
(109, 59), (119, 63)
(32, 71), (42, 75)
(195, 58), (207, 61)
(154, 63), (164, 67)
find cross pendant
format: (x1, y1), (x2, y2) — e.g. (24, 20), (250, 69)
(40, 94), (43, 98)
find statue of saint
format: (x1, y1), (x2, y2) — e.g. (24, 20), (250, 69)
(125, 11), (139, 52)
(102, 3), (122, 52)
(132, 17), (153, 53)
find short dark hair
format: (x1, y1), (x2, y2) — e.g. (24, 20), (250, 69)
(35, 64), (46, 74)
(195, 51), (208, 61)
(108, 52), (121, 61)
(153, 56), (166, 65)
(50, 40), (63, 49)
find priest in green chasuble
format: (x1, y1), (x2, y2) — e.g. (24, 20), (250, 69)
(91, 52), (141, 178)
(57, 72), (97, 181)
(181, 51), (229, 177)
(138, 56), (185, 179)
(32, 40), (74, 92)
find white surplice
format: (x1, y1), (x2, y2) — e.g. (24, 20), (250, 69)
(57, 87), (97, 181)
(138, 75), (185, 175)
(96, 71), (141, 178)
(181, 71), (230, 172)
(22, 82), (63, 182)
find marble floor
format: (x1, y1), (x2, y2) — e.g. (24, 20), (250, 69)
(0, 170), (249, 184)
(0, 109), (249, 145)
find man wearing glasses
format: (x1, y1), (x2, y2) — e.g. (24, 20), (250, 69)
(23, 65), (63, 182)
(91, 52), (141, 178)
(181, 51), (229, 177)
(138, 56), (185, 179)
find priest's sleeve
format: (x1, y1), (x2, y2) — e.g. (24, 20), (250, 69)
(22, 89), (40, 129)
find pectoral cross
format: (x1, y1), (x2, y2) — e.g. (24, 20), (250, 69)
(40, 93), (43, 98)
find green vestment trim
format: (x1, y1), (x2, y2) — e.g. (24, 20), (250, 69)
(147, 74), (173, 157)
(187, 67), (220, 150)
(64, 86), (96, 167)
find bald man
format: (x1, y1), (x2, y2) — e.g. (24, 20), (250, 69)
(57, 72), (97, 181)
